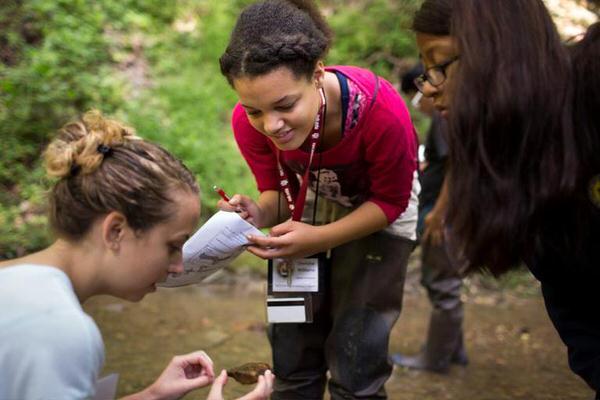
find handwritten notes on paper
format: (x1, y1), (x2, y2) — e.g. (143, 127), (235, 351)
(158, 211), (265, 287)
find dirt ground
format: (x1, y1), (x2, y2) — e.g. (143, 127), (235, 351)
(85, 252), (594, 400)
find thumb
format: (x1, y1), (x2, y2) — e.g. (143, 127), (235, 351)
(236, 371), (274, 400)
(231, 194), (252, 207)
(206, 370), (227, 400)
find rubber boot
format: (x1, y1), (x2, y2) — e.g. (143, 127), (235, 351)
(450, 331), (469, 366)
(392, 307), (467, 373)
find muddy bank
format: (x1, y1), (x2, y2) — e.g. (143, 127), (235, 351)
(85, 260), (593, 399)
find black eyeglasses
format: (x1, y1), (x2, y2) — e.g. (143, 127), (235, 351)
(414, 55), (460, 93)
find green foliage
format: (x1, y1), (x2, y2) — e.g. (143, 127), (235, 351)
(324, 0), (429, 140)
(123, 0), (258, 216)
(1, 0), (126, 162)
(326, 0), (421, 77)
(1, 0), (423, 258)
(0, 177), (50, 259)
(0, 0), (178, 257)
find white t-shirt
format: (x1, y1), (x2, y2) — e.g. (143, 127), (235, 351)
(0, 264), (104, 399)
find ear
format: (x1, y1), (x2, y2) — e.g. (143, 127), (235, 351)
(101, 211), (129, 252)
(313, 61), (326, 88)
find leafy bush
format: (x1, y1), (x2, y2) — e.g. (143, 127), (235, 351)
(122, 0), (258, 215)
(325, 0), (430, 138)
(0, 0), (178, 257)
(0, 0), (423, 258)
(326, 0), (421, 77)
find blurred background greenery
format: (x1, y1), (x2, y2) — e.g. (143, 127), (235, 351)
(2, 0), (596, 259)
(0, 0), (425, 258)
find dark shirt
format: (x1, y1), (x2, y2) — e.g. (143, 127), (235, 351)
(419, 113), (449, 209)
(528, 197), (600, 393)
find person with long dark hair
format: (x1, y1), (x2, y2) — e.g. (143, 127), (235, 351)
(218, 0), (420, 398)
(411, 0), (600, 395)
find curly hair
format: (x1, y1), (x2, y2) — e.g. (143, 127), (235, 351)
(219, 0), (333, 85)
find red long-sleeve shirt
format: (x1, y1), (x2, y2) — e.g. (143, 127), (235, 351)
(232, 66), (419, 239)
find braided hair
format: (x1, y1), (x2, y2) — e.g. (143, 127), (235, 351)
(220, 0), (333, 84)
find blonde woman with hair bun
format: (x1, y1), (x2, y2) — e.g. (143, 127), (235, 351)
(0, 111), (274, 400)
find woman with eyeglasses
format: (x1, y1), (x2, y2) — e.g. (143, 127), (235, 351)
(391, 64), (468, 374)
(217, 0), (420, 398)
(412, 0), (600, 396)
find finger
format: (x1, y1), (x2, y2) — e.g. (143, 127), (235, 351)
(253, 375), (269, 398)
(206, 370), (227, 400)
(199, 350), (213, 365)
(230, 194), (252, 208)
(246, 245), (282, 260)
(262, 370), (274, 395)
(183, 375), (213, 392)
(183, 350), (215, 378)
(229, 194), (243, 205)
(198, 351), (215, 378)
(268, 220), (295, 237)
(240, 370), (274, 399)
(217, 199), (238, 212)
(238, 210), (250, 219)
(247, 233), (289, 248)
(180, 349), (213, 365)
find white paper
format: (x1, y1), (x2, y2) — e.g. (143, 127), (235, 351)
(271, 258), (319, 292)
(94, 373), (119, 400)
(158, 211), (265, 287)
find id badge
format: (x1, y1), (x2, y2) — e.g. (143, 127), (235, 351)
(270, 258), (319, 293)
(265, 257), (321, 324)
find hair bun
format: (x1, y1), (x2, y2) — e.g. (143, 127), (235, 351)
(44, 110), (140, 179)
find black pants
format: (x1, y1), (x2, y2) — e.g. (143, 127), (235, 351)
(268, 231), (414, 399)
